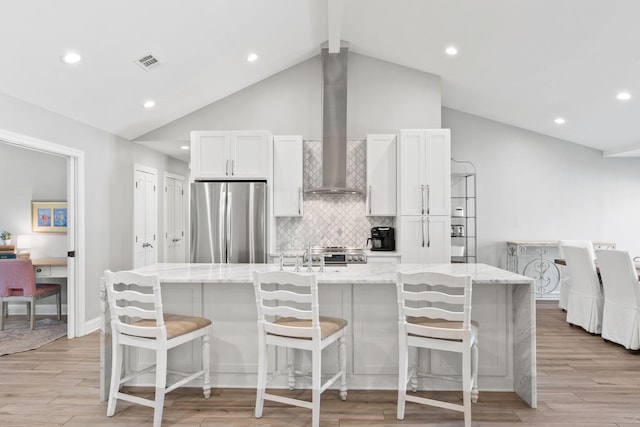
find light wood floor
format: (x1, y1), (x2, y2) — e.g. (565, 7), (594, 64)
(1, 301), (639, 426)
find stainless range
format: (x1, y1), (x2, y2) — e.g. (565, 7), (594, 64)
(304, 246), (367, 265)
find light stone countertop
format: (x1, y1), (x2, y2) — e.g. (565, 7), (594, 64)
(130, 262), (534, 285)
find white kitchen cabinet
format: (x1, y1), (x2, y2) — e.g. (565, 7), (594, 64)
(399, 215), (451, 264)
(190, 130), (270, 179)
(273, 135), (303, 217)
(366, 134), (396, 216)
(399, 129), (451, 216)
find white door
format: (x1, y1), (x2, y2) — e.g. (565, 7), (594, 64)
(399, 215), (451, 264)
(399, 130), (427, 216)
(164, 174), (186, 262)
(425, 215), (451, 263)
(399, 216), (426, 263)
(366, 134), (397, 216)
(190, 131), (230, 179)
(134, 166), (158, 268)
(425, 129), (451, 216)
(273, 135), (303, 216)
(230, 131), (269, 178)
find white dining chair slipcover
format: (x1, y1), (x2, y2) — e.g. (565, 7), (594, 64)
(595, 250), (640, 350)
(561, 243), (603, 334)
(558, 240), (595, 311)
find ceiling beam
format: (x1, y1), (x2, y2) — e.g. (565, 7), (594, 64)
(327, 0), (343, 53)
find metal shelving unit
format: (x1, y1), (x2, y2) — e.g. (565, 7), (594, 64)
(451, 159), (477, 263)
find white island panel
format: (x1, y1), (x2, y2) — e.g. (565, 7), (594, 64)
(100, 263), (536, 407)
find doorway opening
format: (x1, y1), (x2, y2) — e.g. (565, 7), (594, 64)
(0, 129), (85, 338)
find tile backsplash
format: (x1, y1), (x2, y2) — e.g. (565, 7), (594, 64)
(276, 139), (394, 250)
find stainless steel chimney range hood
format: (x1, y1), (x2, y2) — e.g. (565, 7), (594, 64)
(305, 45), (362, 195)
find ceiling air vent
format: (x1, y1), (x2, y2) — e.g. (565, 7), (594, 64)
(135, 54), (160, 71)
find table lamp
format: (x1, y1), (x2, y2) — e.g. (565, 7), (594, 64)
(16, 235), (32, 259)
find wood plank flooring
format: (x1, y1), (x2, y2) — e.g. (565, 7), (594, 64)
(1, 301), (639, 426)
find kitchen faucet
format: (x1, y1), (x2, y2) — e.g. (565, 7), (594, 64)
(306, 243), (313, 272)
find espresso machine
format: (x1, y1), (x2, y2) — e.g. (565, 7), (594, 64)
(367, 227), (395, 251)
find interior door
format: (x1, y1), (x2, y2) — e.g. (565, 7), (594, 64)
(164, 174), (185, 262)
(134, 166), (158, 268)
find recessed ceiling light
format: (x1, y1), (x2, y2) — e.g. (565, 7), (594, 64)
(445, 46), (458, 56)
(143, 100), (155, 109)
(246, 52), (258, 62)
(180, 145), (190, 150)
(61, 52), (82, 64)
(616, 91), (631, 101)
(554, 117), (566, 125)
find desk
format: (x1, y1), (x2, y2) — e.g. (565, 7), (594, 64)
(30, 258), (67, 318)
(32, 257), (68, 278)
(554, 258), (640, 280)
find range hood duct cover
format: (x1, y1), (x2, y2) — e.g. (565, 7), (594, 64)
(306, 46), (361, 195)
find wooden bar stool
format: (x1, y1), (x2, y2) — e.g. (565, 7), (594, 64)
(104, 270), (212, 427)
(396, 271), (478, 427)
(252, 270), (348, 427)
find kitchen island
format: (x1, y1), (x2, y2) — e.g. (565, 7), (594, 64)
(100, 263), (536, 407)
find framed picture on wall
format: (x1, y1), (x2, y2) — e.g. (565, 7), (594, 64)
(32, 201), (67, 233)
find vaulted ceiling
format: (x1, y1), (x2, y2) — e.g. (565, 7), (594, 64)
(4, 0), (640, 158)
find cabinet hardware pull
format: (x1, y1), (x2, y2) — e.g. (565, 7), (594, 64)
(225, 159), (229, 176)
(231, 159), (235, 175)
(427, 217), (431, 248)
(421, 217), (425, 248)
(298, 187), (302, 214)
(421, 184), (426, 215)
(368, 186), (372, 214)
(426, 184), (431, 215)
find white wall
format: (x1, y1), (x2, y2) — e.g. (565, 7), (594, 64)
(140, 52), (441, 141)
(0, 92), (187, 328)
(444, 107), (640, 267)
(0, 143), (67, 258)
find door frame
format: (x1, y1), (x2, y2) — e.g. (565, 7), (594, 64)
(0, 128), (85, 338)
(163, 172), (186, 262)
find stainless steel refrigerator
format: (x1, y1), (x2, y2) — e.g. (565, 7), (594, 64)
(190, 181), (267, 263)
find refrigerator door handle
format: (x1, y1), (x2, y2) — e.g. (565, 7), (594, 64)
(226, 191), (232, 261)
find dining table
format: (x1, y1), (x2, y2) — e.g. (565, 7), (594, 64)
(554, 258), (640, 280)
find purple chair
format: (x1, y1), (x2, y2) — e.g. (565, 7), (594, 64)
(0, 259), (61, 330)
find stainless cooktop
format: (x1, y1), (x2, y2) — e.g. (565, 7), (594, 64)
(304, 246), (367, 264)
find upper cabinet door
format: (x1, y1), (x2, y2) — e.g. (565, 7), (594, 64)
(424, 129), (451, 216)
(273, 135), (303, 217)
(399, 129), (451, 216)
(366, 134), (396, 216)
(399, 130), (427, 216)
(191, 131), (230, 179)
(230, 131), (269, 179)
(190, 131), (270, 180)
